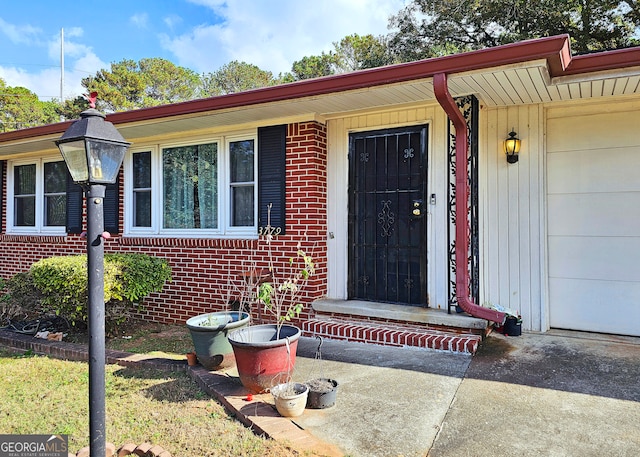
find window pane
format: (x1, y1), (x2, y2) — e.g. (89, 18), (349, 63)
(133, 152), (152, 227)
(14, 165), (36, 226)
(163, 143), (218, 229)
(230, 140), (254, 182)
(133, 190), (151, 227)
(43, 161), (67, 227)
(44, 161), (67, 193)
(15, 164), (36, 195)
(15, 196), (35, 226)
(45, 194), (66, 226)
(232, 185), (254, 226)
(133, 152), (151, 188)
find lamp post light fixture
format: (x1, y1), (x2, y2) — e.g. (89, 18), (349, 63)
(504, 129), (521, 164)
(56, 104), (130, 456)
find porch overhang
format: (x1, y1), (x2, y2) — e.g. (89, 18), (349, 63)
(1, 34), (639, 158)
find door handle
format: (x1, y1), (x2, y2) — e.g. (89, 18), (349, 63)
(412, 199), (424, 218)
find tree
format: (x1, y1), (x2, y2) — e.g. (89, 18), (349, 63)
(139, 58), (201, 105)
(290, 34), (394, 80)
(388, 0), (640, 61)
(0, 79), (59, 131)
(291, 53), (338, 80)
(201, 61), (277, 97)
(58, 96), (90, 120)
(81, 58), (200, 112)
(333, 34), (395, 73)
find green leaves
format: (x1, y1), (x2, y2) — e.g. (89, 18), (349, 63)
(255, 244), (314, 327)
(82, 57), (201, 113)
(0, 79), (60, 131)
(28, 253), (171, 330)
(387, 0), (640, 61)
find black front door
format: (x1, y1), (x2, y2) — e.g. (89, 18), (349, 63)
(348, 125), (428, 306)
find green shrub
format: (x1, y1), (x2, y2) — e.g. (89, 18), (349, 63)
(30, 253), (171, 328)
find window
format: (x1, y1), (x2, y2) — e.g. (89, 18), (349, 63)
(125, 135), (257, 237)
(13, 164), (36, 227)
(163, 142), (218, 230)
(44, 161), (67, 226)
(229, 139), (255, 227)
(7, 158), (67, 233)
(132, 151), (152, 227)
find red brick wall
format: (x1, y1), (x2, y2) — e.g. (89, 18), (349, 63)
(0, 121), (328, 326)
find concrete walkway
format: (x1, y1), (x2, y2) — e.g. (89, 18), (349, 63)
(2, 328), (639, 456)
(290, 330), (640, 457)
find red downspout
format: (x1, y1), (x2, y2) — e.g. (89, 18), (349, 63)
(433, 73), (506, 324)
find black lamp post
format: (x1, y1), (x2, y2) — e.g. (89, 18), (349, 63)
(56, 106), (130, 456)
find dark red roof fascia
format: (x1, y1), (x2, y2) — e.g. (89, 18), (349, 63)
(562, 46), (640, 76)
(0, 34), (573, 144)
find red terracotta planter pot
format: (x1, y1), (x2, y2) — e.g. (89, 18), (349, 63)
(228, 324), (301, 393)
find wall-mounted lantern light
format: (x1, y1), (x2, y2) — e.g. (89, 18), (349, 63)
(504, 129), (521, 164)
(55, 99), (130, 457)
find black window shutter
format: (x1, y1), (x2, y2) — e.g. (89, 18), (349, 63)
(258, 125), (286, 234)
(65, 173), (84, 234)
(104, 176), (120, 234)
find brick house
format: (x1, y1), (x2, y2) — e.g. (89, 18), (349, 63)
(1, 34), (639, 350)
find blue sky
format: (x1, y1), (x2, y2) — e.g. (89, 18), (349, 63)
(0, 0), (406, 101)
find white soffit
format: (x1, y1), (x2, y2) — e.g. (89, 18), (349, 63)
(450, 60), (640, 107)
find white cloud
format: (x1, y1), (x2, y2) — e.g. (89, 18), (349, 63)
(0, 27), (107, 101)
(64, 27), (84, 39)
(0, 1), (406, 101)
(0, 17), (42, 45)
(130, 13), (149, 29)
(162, 0), (405, 74)
(0, 60), (105, 102)
(0, 65), (60, 99)
(163, 14), (183, 30)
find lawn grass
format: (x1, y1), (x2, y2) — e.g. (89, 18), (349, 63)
(0, 343), (307, 456)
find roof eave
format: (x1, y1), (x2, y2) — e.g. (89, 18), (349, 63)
(0, 34), (577, 145)
(562, 46), (640, 76)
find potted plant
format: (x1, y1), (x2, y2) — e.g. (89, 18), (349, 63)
(305, 378), (339, 409)
(270, 382), (309, 417)
(186, 310), (250, 370)
(185, 269), (263, 370)
(228, 206), (315, 393)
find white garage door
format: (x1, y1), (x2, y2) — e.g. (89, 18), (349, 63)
(547, 109), (640, 337)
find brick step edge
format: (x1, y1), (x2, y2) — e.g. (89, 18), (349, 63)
(302, 318), (481, 354)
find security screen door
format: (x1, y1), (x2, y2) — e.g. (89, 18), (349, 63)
(348, 125), (428, 306)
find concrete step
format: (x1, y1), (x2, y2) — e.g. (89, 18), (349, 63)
(302, 317), (482, 354)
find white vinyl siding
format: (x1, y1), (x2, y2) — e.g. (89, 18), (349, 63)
(546, 100), (640, 336)
(479, 104), (546, 332)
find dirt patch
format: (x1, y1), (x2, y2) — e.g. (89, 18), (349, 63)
(60, 318), (192, 356)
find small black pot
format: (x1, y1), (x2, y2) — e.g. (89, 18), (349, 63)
(306, 378), (338, 409)
(503, 316), (522, 336)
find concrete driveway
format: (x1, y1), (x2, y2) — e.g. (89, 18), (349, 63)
(293, 330), (640, 457)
